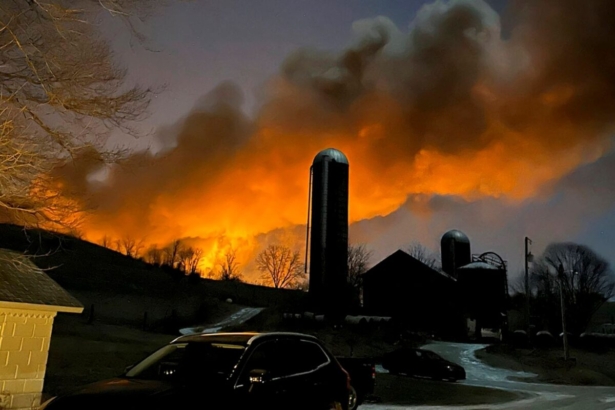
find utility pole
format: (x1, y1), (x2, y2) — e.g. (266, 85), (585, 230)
(524, 237), (532, 335)
(558, 263), (570, 361)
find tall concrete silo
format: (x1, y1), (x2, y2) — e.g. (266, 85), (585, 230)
(307, 148), (349, 316)
(441, 229), (471, 278)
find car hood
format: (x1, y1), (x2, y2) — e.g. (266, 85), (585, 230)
(77, 377), (177, 395)
(47, 378), (181, 409)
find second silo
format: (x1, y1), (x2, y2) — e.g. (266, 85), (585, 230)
(307, 148), (349, 315)
(441, 229), (471, 278)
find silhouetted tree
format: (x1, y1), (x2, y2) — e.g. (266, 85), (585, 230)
(163, 240), (182, 269)
(145, 246), (163, 266)
(177, 246), (204, 275)
(531, 242), (615, 335)
(100, 235), (112, 249)
(256, 245), (304, 289)
(0, 2), (152, 232)
(407, 242), (440, 270)
(218, 248), (242, 281)
(186, 247), (204, 275)
(347, 244), (372, 289)
(118, 235), (144, 258)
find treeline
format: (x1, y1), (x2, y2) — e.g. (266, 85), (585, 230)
(99, 236), (308, 289)
(100, 236), (204, 277)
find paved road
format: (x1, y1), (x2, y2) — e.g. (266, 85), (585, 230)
(365, 341), (615, 410)
(178, 307), (264, 335)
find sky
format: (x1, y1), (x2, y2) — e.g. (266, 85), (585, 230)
(107, 0), (507, 129)
(70, 0), (615, 283)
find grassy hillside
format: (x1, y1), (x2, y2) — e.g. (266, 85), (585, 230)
(0, 224), (308, 332)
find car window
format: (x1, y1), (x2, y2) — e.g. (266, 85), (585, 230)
(126, 342), (245, 381)
(280, 340), (329, 375)
(242, 339), (329, 380)
(242, 341), (279, 375)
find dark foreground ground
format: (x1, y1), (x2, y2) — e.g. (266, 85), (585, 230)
(44, 314), (520, 406)
(476, 343), (615, 386)
(373, 374), (521, 406)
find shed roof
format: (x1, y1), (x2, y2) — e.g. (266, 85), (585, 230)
(0, 249), (83, 313)
(457, 261), (500, 270)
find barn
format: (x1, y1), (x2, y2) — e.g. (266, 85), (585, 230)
(361, 250), (462, 336)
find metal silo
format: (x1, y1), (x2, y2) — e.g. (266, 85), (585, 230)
(440, 229), (471, 277)
(306, 148), (349, 316)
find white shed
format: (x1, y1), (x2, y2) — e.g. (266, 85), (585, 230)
(0, 250), (83, 409)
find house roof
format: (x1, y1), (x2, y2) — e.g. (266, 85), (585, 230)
(0, 249), (83, 313)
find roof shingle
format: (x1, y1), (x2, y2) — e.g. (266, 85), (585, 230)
(0, 249), (83, 312)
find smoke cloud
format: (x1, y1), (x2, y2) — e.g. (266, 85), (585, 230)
(56, 0), (615, 280)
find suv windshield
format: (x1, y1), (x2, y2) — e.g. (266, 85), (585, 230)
(126, 342), (246, 381)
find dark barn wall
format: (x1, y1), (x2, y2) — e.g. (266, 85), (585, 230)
(456, 265), (508, 329)
(308, 149), (349, 316)
(362, 250), (462, 336)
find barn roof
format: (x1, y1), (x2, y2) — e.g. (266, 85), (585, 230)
(362, 249), (456, 282)
(0, 249), (83, 313)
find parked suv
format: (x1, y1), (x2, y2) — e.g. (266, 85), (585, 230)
(39, 332), (351, 410)
(382, 347), (465, 382)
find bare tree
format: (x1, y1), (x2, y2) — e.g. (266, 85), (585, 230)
(218, 248), (242, 281)
(531, 242), (615, 334)
(509, 271), (527, 295)
(176, 246), (204, 275)
(407, 242), (440, 270)
(348, 244), (372, 289)
(163, 240), (182, 269)
(0, 2), (152, 231)
(113, 239), (123, 253)
(256, 245), (305, 289)
(186, 248), (204, 276)
(118, 235), (144, 258)
(100, 235), (112, 249)
(145, 246), (163, 266)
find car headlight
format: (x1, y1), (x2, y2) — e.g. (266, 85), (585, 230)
(38, 397), (56, 410)
(446, 365), (454, 371)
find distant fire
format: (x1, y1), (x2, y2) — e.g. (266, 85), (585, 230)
(54, 0), (615, 282)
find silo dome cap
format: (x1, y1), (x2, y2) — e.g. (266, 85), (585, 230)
(441, 229), (470, 243)
(312, 148), (349, 165)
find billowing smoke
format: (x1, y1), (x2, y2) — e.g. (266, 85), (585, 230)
(56, 0), (615, 280)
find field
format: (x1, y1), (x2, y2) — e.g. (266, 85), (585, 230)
(476, 343), (615, 386)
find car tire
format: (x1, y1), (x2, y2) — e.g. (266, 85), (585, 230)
(348, 385), (358, 410)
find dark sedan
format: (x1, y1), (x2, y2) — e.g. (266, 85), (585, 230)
(39, 332), (351, 410)
(382, 348), (466, 382)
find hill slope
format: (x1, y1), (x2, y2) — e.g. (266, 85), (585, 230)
(0, 224), (307, 331)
